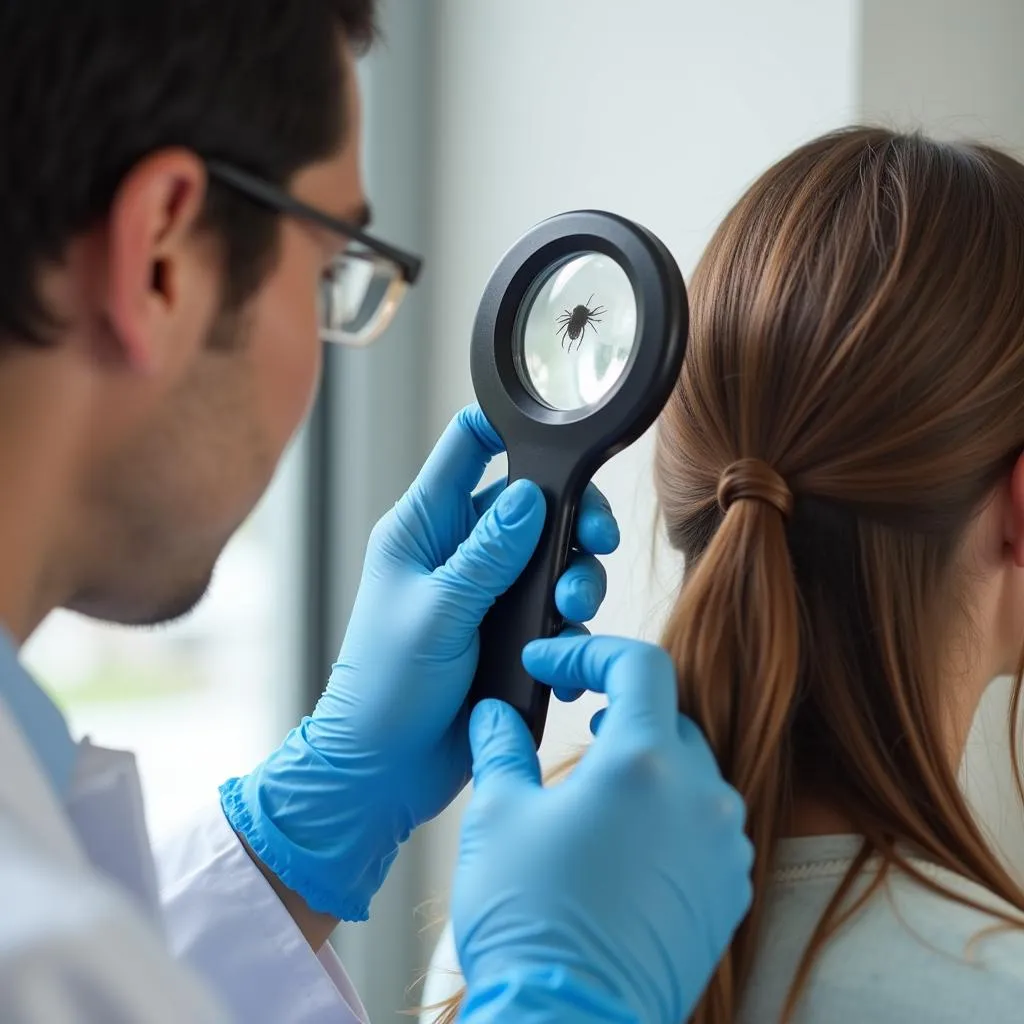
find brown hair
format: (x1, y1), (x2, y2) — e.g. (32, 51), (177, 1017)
(430, 127), (1024, 1023)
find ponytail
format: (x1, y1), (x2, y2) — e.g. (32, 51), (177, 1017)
(662, 457), (800, 1023)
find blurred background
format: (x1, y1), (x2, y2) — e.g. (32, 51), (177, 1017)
(20, 0), (1024, 1018)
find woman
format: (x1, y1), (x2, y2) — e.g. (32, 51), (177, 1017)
(423, 127), (1024, 1022)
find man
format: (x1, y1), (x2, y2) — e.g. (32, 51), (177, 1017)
(0, 2), (754, 1021)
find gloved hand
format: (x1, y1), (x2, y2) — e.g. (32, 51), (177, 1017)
(219, 406), (619, 921)
(453, 635), (754, 1024)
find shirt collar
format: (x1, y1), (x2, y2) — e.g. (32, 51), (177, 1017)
(0, 627), (77, 798)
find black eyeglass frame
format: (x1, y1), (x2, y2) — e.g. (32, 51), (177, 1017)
(205, 159), (423, 285)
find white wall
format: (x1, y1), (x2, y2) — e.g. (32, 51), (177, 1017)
(860, 0), (1024, 145)
(419, 0), (859, 913)
(859, 0), (1024, 874)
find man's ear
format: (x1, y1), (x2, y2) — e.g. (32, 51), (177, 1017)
(1006, 450), (1024, 569)
(105, 149), (209, 373)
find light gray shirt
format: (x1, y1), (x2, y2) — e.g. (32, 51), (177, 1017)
(422, 834), (1024, 1023)
(741, 834), (1024, 1022)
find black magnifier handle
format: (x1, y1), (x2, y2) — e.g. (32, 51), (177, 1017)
(466, 210), (689, 750)
(472, 456), (582, 747)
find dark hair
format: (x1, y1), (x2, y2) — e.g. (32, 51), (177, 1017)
(0, 0), (377, 346)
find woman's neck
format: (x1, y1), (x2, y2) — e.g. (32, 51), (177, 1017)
(781, 792), (858, 838)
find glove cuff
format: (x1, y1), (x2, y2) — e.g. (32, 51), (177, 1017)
(219, 734), (402, 922)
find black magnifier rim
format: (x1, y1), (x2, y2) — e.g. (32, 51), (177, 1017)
(471, 210), (687, 465)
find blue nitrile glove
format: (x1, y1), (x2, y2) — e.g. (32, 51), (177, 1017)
(219, 406), (619, 921)
(453, 635), (754, 1024)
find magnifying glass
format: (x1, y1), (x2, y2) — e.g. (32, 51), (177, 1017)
(469, 210), (689, 745)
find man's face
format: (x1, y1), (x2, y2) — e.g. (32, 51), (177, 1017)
(71, 46), (367, 625)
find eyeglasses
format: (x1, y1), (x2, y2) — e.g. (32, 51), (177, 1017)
(205, 160), (423, 347)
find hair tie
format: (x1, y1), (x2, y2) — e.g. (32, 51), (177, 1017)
(717, 458), (793, 519)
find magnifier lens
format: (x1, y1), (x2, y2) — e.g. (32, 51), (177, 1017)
(515, 252), (637, 411)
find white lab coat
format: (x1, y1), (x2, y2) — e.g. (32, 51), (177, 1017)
(0, 695), (368, 1023)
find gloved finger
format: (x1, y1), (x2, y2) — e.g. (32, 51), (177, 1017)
(554, 553), (607, 623)
(554, 687), (585, 704)
(575, 483), (620, 556)
(472, 478), (507, 519)
(550, 625), (590, 702)
(469, 699), (542, 790)
(587, 706), (722, 781)
(413, 405), (504, 511)
(475, 481), (618, 557)
(674, 713), (723, 778)
(522, 634), (678, 742)
(437, 479), (545, 617)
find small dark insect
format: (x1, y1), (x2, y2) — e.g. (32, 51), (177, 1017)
(555, 294), (606, 352)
